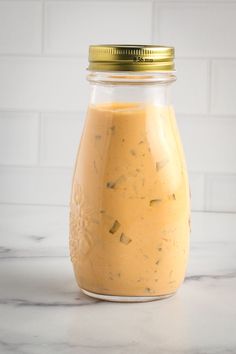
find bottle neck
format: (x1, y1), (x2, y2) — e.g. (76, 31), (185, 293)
(87, 71), (176, 107)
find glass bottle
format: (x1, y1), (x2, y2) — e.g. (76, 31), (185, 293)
(70, 45), (190, 302)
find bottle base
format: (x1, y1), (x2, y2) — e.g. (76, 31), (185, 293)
(81, 288), (176, 303)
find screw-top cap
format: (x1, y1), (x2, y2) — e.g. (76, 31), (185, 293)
(88, 45), (175, 72)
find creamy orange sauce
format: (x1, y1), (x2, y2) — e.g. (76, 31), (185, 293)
(70, 102), (190, 297)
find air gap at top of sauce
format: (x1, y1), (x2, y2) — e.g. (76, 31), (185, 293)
(70, 45), (190, 302)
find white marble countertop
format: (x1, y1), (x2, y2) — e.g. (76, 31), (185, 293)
(0, 207), (236, 354)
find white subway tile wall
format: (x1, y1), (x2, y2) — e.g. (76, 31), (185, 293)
(188, 173), (205, 211)
(44, 1), (153, 55)
(173, 59), (209, 114)
(0, 167), (72, 205)
(0, 0), (235, 212)
(40, 112), (83, 167)
(0, 112), (39, 165)
(211, 60), (236, 115)
(155, 3), (236, 57)
(178, 117), (236, 173)
(206, 175), (236, 212)
(0, 57), (88, 111)
(0, 1), (42, 55)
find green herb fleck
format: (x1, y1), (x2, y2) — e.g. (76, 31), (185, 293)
(106, 181), (116, 189)
(156, 159), (169, 171)
(95, 135), (102, 140)
(169, 193), (176, 200)
(106, 175), (126, 189)
(188, 217), (191, 232)
(109, 220), (121, 234)
(149, 199), (162, 207)
(93, 160), (98, 173)
(120, 233), (132, 245)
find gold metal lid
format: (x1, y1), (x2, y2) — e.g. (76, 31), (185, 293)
(88, 45), (175, 72)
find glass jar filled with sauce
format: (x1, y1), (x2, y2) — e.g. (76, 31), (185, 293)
(70, 45), (190, 302)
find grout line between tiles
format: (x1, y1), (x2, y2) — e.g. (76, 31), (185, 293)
(0, 202), (69, 207)
(0, 108), (85, 115)
(37, 113), (42, 166)
(41, 0), (46, 56)
(202, 173), (207, 211)
(206, 59), (212, 116)
(157, 0), (236, 4)
(0, 53), (87, 59)
(0, 164), (73, 170)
